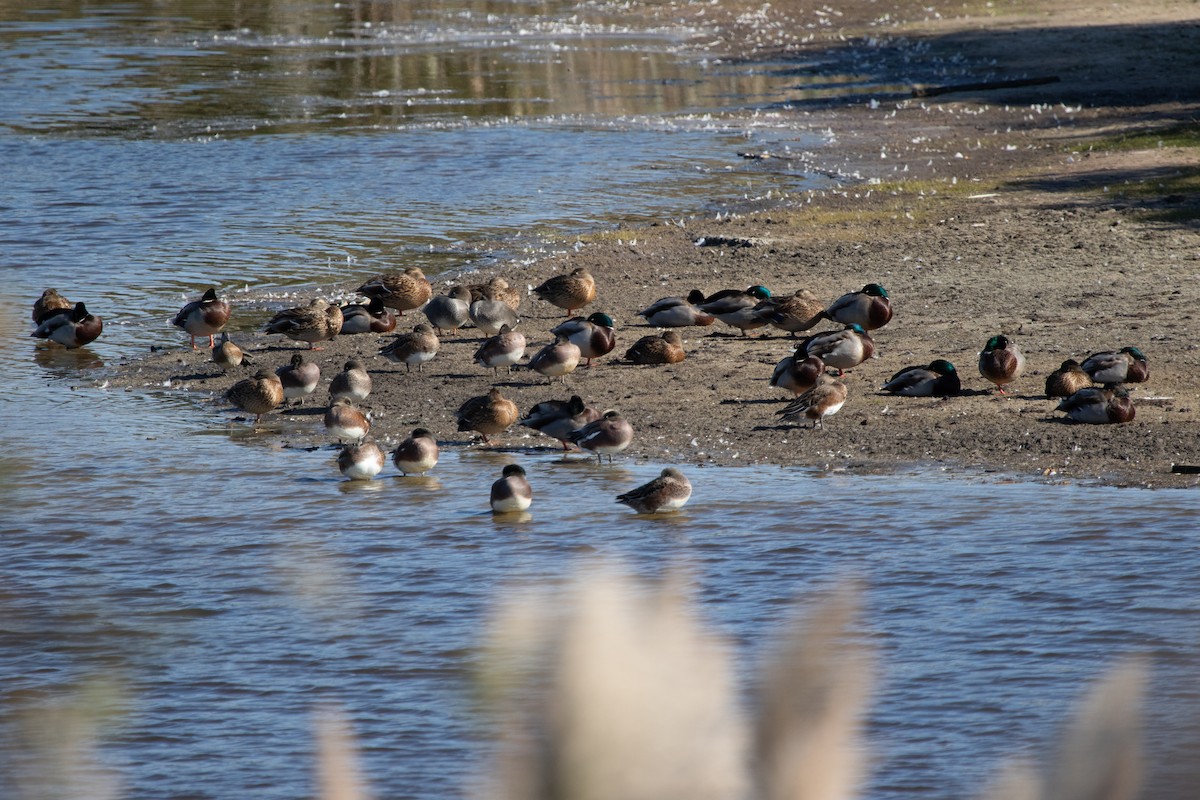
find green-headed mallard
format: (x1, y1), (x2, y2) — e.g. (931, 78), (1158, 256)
(469, 285), (520, 336)
(263, 298), (342, 350)
(225, 369), (284, 423)
(339, 298), (396, 335)
(754, 288), (825, 336)
(337, 440), (385, 481)
(529, 333), (581, 384)
(276, 352), (321, 405)
(698, 285), (772, 336)
(519, 395), (602, 451)
(1045, 359), (1092, 398)
(380, 323), (439, 372)
(1057, 387), (1136, 424)
(777, 373), (848, 428)
(800, 324), (874, 375)
(324, 398), (370, 443)
(978, 334), (1025, 394)
(33, 289), (73, 325)
(822, 283), (892, 330)
(616, 467), (692, 514)
(474, 324), (526, 374)
(173, 287), (231, 350)
(625, 330), (686, 364)
(637, 290), (716, 328)
(31, 302), (103, 349)
(213, 332), (253, 371)
(423, 286), (472, 335)
(552, 312), (615, 366)
(770, 352), (825, 396)
(1081, 347), (1149, 388)
(533, 267), (596, 316)
(456, 387), (519, 444)
(355, 268), (432, 315)
(882, 359), (960, 397)
(566, 409), (634, 464)
(329, 359), (372, 404)
(392, 428), (439, 475)
(490, 463), (532, 513)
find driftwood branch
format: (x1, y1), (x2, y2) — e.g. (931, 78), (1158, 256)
(912, 75), (1060, 98)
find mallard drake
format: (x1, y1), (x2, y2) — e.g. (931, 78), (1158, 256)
(616, 467), (692, 514)
(225, 369), (284, 423)
(456, 387), (519, 443)
(1081, 347), (1149, 387)
(1057, 387), (1136, 424)
(474, 324), (526, 374)
(490, 464), (532, 513)
(263, 298), (342, 350)
(276, 353), (321, 405)
(468, 277), (522, 312)
(519, 395), (602, 451)
(423, 286), (472, 334)
(754, 289), (825, 336)
(978, 335), (1025, 394)
(337, 440), (385, 481)
(380, 323), (439, 372)
(533, 267), (596, 316)
(567, 409), (634, 464)
(528, 334), (581, 384)
(355, 268), (432, 315)
(821, 283), (892, 330)
(469, 285), (520, 336)
(392, 428), (439, 475)
(33, 289), (73, 325)
(625, 331), (686, 364)
(770, 352), (825, 396)
(1045, 359), (1092, 398)
(339, 298), (396, 335)
(324, 398), (371, 443)
(776, 373), (848, 428)
(329, 359), (372, 404)
(552, 312), (616, 366)
(31, 302), (103, 349)
(636, 290), (716, 328)
(698, 285), (772, 336)
(800, 324), (874, 375)
(173, 287), (231, 349)
(213, 332), (253, 370)
(882, 359), (961, 397)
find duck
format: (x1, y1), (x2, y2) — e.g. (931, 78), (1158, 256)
(32, 289), (73, 325)
(213, 332), (253, 370)
(337, 440), (385, 481)
(329, 359), (372, 404)
(882, 359), (961, 397)
(474, 324), (527, 374)
(528, 334), (581, 384)
(770, 352), (825, 396)
(456, 387), (519, 444)
(1045, 359), (1092, 398)
(753, 288), (825, 336)
(1057, 387), (1136, 424)
(469, 285), (521, 336)
(355, 268), (432, 315)
(225, 369), (284, 423)
(1081, 347), (1149, 387)
(567, 409), (634, 464)
(800, 324), (874, 375)
(697, 285), (772, 336)
(490, 464), (533, 513)
(821, 283), (892, 330)
(423, 286), (472, 334)
(324, 398), (371, 443)
(551, 312), (616, 366)
(380, 323), (439, 372)
(978, 335), (1025, 394)
(392, 428), (440, 475)
(263, 298), (342, 350)
(533, 267), (596, 316)
(173, 287), (231, 349)
(339, 298), (396, 335)
(519, 395), (602, 451)
(625, 330), (686, 364)
(31, 302), (103, 349)
(616, 468), (693, 514)
(467, 276), (522, 312)
(275, 353), (321, 406)
(636, 290), (715, 328)
(776, 373), (848, 428)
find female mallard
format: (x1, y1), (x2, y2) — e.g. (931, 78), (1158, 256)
(625, 331), (686, 364)
(263, 298), (342, 350)
(33, 289), (73, 325)
(380, 323), (439, 372)
(468, 277), (522, 312)
(490, 464), (532, 513)
(474, 324), (526, 374)
(329, 359), (372, 404)
(324, 398), (371, 443)
(225, 369), (284, 423)
(637, 290), (715, 328)
(800, 324), (874, 375)
(173, 287), (231, 350)
(423, 286), (472, 335)
(276, 352), (321, 405)
(698, 285), (772, 336)
(551, 312), (615, 366)
(528, 334), (581, 384)
(616, 467), (692, 514)
(882, 359), (961, 397)
(392, 428), (439, 475)
(776, 373), (848, 428)
(337, 440), (385, 481)
(566, 409), (634, 464)
(1045, 359), (1092, 398)
(31, 302), (103, 349)
(821, 283), (892, 330)
(519, 395), (602, 451)
(1057, 387), (1136, 424)
(456, 387), (519, 443)
(469, 285), (521, 336)
(1081, 347), (1148, 387)
(770, 352), (825, 396)
(355, 268), (432, 315)
(339, 298), (396, 335)
(978, 334), (1025, 394)
(533, 267), (596, 316)
(213, 332), (253, 370)
(754, 288), (825, 336)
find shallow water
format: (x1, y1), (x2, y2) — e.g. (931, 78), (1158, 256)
(3, 1), (1200, 799)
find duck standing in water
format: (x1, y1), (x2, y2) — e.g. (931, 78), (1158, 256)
(490, 464), (532, 513)
(616, 468), (692, 514)
(337, 441), (385, 481)
(324, 398), (370, 443)
(173, 287), (231, 350)
(567, 410), (634, 464)
(392, 428), (439, 475)
(519, 395), (601, 451)
(31, 302), (103, 349)
(32, 289), (73, 325)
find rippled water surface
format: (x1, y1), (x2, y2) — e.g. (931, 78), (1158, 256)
(3, 2), (1200, 799)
